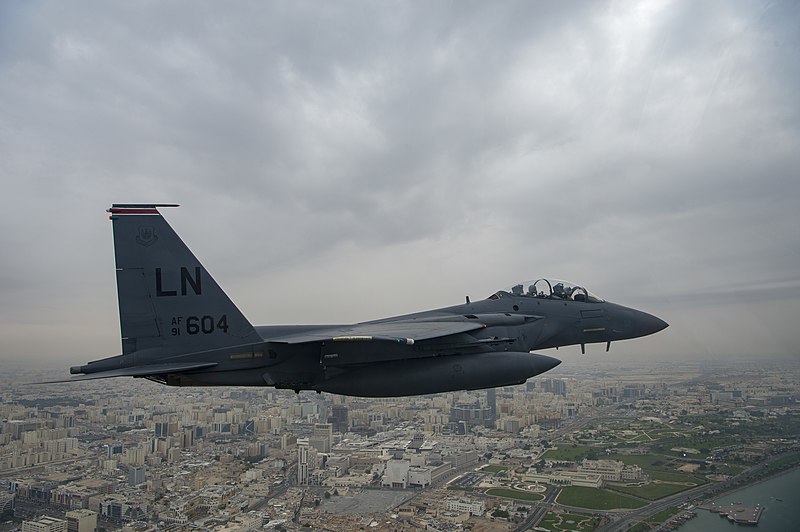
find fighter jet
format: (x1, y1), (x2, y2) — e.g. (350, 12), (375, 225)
(61, 204), (667, 397)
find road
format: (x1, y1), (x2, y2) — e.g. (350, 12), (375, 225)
(513, 486), (561, 532)
(547, 403), (624, 441)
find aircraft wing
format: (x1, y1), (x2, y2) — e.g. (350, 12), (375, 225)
(267, 320), (487, 345)
(37, 362), (219, 383)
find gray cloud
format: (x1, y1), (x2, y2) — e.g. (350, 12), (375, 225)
(0, 1), (798, 363)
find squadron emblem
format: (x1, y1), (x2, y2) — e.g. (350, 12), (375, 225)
(136, 226), (158, 247)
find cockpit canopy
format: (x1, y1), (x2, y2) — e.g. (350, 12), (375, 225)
(494, 278), (604, 303)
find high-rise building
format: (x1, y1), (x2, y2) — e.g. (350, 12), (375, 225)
(66, 509), (97, 532)
(181, 427), (195, 448)
(328, 405), (348, 433)
(122, 446), (145, 466)
(314, 423), (333, 441)
(486, 388), (497, 428)
(450, 401), (493, 431)
(543, 378), (567, 396)
(297, 438), (310, 485)
(106, 443), (124, 459)
(127, 466), (146, 486)
(310, 423), (333, 453)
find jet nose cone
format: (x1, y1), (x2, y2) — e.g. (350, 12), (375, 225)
(637, 311), (668, 337)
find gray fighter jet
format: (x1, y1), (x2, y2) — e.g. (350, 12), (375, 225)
(62, 204), (667, 397)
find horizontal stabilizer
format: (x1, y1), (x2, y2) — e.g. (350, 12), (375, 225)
(36, 362), (218, 384)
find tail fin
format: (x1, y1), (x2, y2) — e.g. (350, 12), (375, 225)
(109, 204), (262, 360)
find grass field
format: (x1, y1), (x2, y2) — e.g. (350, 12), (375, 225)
(762, 452), (800, 474)
(715, 463), (745, 475)
(542, 445), (593, 461)
(538, 511), (600, 531)
(606, 453), (707, 485)
(557, 486), (647, 510)
(606, 453), (669, 469)
(485, 488), (543, 502)
(610, 481), (693, 500)
(650, 470), (705, 483)
(481, 465), (509, 473)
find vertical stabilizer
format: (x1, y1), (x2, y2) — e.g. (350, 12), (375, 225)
(108, 204), (261, 359)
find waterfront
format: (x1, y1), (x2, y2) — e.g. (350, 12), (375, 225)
(676, 467), (800, 531)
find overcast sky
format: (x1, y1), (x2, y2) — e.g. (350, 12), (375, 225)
(1, 1), (798, 369)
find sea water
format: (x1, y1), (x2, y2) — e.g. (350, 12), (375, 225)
(676, 467), (800, 532)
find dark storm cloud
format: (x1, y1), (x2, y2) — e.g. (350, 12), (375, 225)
(0, 1), (798, 362)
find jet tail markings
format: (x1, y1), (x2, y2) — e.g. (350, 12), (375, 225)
(109, 204), (262, 360)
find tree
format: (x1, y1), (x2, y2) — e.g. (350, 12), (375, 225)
(492, 509), (509, 519)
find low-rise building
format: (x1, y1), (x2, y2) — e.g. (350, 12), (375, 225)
(446, 498), (485, 515)
(65, 509), (97, 532)
(578, 459), (644, 482)
(408, 466), (431, 488)
(22, 517), (67, 532)
(524, 470), (603, 488)
(382, 459), (410, 488)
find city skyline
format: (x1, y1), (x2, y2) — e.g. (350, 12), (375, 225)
(2, 358), (797, 531)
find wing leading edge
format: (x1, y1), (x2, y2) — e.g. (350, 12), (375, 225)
(265, 320), (488, 345)
(40, 362), (219, 383)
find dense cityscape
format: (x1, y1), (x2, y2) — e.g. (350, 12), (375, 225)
(1, 356), (798, 532)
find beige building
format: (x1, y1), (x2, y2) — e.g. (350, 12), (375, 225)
(578, 459), (644, 482)
(524, 470), (603, 488)
(22, 517), (67, 532)
(447, 498), (485, 515)
(66, 509), (97, 532)
(382, 459), (410, 488)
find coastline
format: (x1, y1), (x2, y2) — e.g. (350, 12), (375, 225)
(673, 464), (800, 531)
(704, 463), (800, 501)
